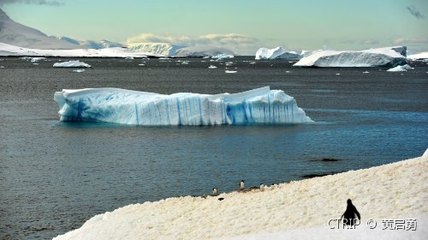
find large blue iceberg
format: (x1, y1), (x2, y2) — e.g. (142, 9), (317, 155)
(54, 87), (313, 126)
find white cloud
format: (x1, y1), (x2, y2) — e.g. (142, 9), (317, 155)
(126, 33), (261, 55)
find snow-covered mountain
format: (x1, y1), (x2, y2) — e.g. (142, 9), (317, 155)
(59, 37), (124, 49)
(0, 8), (78, 49)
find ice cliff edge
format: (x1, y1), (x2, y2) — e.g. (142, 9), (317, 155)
(54, 87), (313, 126)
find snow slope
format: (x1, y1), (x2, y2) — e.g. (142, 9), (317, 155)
(53, 155), (428, 240)
(0, 42), (149, 58)
(294, 46), (407, 67)
(54, 87), (313, 126)
(255, 47), (302, 60)
(0, 8), (78, 49)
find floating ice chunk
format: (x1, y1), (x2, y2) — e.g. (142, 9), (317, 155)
(208, 65), (217, 69)
(30, 57), (46, 63)
(54, 87), (313, 126)
(212, 53), (234, 60)
(362, 71), (370, 74)
(294, 46), (407, 67)
(53, 60), (91, 68)
(225, 70), (237, 74)
(72, 69), (85, 73)
(255, 47), (302, 60)
(386, 64), (414, 72)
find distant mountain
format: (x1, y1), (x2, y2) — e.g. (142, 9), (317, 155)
(0, 8), (78, 49)
(59, 37), (124, 49)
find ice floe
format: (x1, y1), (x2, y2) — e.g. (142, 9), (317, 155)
(53, 60), (91, 68)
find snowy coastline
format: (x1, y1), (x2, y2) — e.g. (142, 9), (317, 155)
(54, 154), (428, 240)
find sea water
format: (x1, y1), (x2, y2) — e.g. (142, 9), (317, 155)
(0, 57), (427, 239)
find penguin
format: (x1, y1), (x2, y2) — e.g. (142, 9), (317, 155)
(259, 183), (265, 191)
(239, 180), (245, 191)
(212, 187), (218, 196)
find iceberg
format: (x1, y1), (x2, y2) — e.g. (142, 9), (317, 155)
(54, 87), (313, 126)
(408, 51), (428, 60)
(255, 47), (302, 60)
(53, 60), (91, 68)
(127, 43), (183, 57)
(294, 46), (407, 67)
(386, 64), (413, 72)
(174, 46), (234, 58)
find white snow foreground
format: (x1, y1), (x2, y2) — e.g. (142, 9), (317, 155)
(53, 155), (428, 240)
(294, 46), (407, 67)
(54, 87), (313, 126)
(387, 64), (414, 72)
(0, 42), (149, 58)
(255, 47), (302, 60)
(53, 60), (91, 68)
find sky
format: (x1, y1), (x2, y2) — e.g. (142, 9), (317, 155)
(1, 0), (428, 54)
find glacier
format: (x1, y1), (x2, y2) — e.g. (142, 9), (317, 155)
(255, 47), (302, 60)
(54, 87), (313, 126)
(0, 42), (150, 58)
(294, 46), (407, 67)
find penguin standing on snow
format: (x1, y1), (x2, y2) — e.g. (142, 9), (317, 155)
(341, 199), (361, 226)
(212, 187), (218, 196)
(239, 180), (245, 191)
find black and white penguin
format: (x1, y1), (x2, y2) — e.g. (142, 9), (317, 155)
(239, 180), (245, 191)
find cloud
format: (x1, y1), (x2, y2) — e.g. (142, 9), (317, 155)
(0, 0), (63, 5)
(126, 33), (261, 54)
(406, 5), (424, 19)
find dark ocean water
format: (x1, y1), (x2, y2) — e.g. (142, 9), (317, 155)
(0, 57), (427, 239)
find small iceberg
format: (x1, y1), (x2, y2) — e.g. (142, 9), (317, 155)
(54, 87), (313, 126)
(294, 46), (407, 67)
(72, 69), (85, 73)
(255, 47), (302, 60)
(208, 65), (217, 69)
(386, 64), (414, 72)
(225, 70), (237, 74)
(53, 60), (91, 68)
